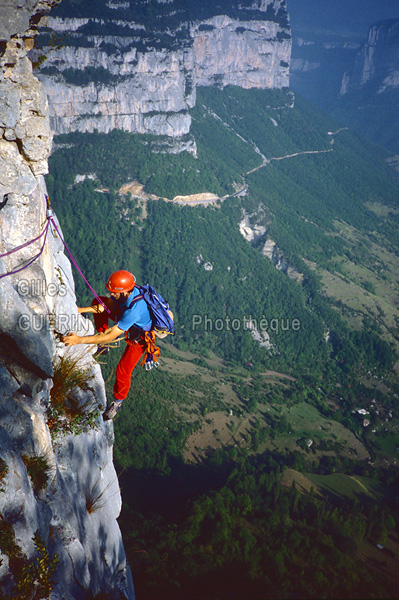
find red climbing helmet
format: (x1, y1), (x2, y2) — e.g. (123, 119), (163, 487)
(106, 270), (136, 293)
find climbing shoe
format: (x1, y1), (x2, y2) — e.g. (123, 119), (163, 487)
(102, 400), (123, 421)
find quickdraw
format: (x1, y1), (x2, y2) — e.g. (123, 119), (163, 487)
(124, 330), (160, 370)
(140, 330), (161, 371)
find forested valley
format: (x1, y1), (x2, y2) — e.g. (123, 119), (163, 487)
(47, 87), (399, 598)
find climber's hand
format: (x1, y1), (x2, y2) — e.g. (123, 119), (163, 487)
(62, 332), (80, 346)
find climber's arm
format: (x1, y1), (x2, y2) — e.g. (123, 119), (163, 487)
(77, 297), (118, 314)
(77, 305), (105, 314)
(62, 324), (123, 346)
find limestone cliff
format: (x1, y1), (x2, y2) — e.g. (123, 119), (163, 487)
(333, 19), (399, 153)
(191, 13), (290, 90)
(33, 0), (291, 143)
(340, 19), (399, 95)
(0, 2), (134, 598)
(239, 209), (303, 283)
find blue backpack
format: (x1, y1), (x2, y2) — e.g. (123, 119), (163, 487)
(129, 284), (175, 338)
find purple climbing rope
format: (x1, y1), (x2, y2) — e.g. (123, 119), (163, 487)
(0, 220), (51, 280)
(0, 220), (50, 259)
(0, 195), (111, 315)
(49, 217), (111, 314)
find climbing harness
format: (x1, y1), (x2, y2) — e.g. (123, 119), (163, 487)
(125, 329), (160, 370)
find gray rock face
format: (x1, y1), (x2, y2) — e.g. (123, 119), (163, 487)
(340, 19), (399, 95)
(40, 42), (195, 138)
(261, 238), (303, 283)
(0, 2), (134, 598)
(238, 211), (303, 283)
(0, 0), (60, 40)
(0, 39), (52, 178)
(191, 14), (290, 89)
(34, 0), (291, 141)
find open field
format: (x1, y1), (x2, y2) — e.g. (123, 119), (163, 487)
(281, 468), (385, 502)
(310, 220), (399, 351)
(358, 535), (399, 588)
(305, 472), (385, 502)
(183, 401), (369, 464)
(157, 345), (371, 464)
(259, 401), (370, 461)
(281, 467), (399, 587)
(183, 410), (253, 463)
(364, 201), (399, 219)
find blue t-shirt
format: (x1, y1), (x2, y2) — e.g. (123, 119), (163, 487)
(116, 288), (152, 332)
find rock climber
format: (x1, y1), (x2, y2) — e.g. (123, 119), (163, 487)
(62, 270), (152, 420)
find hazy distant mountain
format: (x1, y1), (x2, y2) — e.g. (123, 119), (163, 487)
(289, 0), (399, 152)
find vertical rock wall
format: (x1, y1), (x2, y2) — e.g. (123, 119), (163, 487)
(340, 19), (399, 94)
(34, 0), (291, 140)
(191, 14), (290, 89)
(0, 2), (134, 598)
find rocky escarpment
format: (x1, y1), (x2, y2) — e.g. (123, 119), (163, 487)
(39, 13), (195, 144)
(239, 209), (303, 283)
(192, 9), (290, 90)
(290, 16), (399, 153)
(290, 36), (360, 103)
(33, 0), (291, 144)
(0, 2), (134, 598)
(340, 19), (399, 95)
(333, 19), (399, 153)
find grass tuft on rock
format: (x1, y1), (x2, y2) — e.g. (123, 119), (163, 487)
(48, 350), (100, 437)
(21, 454), (51, 493)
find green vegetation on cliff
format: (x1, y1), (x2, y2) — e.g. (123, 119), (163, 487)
(50, 0), (290, 30)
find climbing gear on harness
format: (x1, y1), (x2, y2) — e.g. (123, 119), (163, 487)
(103, 399), (123, 421)
(140, 331), (161, 370)
(106, 270), (136, 293)
(125, 330), (161, 370)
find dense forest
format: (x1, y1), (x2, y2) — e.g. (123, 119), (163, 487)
(46, 86), (399, 598)
(119, 456), (399, 600)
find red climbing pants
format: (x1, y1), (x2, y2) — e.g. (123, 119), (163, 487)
(92, 297), (145, 401)
(113, 340), (145, 400)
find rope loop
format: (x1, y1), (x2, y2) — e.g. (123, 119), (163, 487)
(0, 195), (111, 316)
